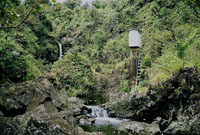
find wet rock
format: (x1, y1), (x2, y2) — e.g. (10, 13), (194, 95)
(106, 98), (134, 119)
(107, 110), (116, 117)
(164, 113), (200, 135)
(128, 68), (200, 120)
(79, 118), (89, 125)
(129, 68), (200, 128)
(104, 91), (134, 119)
(67, 97), (90, 117)
(0, 117), (24, 135)
(152, 117), (168, 131)
(0, 77), (54, 117)
(25, 117), (67, 135)
(114, 121), (162, 135)
(0, 76), (90, 135)
(109, 68), (200, 134)
(79, 118), (95, 125)
(88, 118), (96, 124)
(75, 126), (104, 135)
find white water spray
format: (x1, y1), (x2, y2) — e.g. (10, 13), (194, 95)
(85, 105), (129, 126)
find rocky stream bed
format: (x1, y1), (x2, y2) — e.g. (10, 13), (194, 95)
(0, 68), (199, 135)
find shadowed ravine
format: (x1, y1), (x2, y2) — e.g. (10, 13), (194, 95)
(1, 0), (200, 135)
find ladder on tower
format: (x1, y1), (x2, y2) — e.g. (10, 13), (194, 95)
(136, 59), (142, 86)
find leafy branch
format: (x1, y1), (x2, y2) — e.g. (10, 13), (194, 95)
(0, 0), (38, 29)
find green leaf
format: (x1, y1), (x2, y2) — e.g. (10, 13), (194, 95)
(0, 47), (2, 51)
(52, 0), (56, 3)
(41, 4), (48, 7)
(39, 7), (45, 11)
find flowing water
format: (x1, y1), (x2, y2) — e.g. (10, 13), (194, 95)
(80, 105), (128, 135)
(86, 105), (128, 125)
(58, 43), (62, 59)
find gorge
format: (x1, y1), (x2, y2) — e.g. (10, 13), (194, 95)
(0, 0), (200, 135)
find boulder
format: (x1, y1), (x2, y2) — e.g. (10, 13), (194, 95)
(67, 97), (90, 117)
(0, 117), (24, 135)
(164, 113), (200, 135)
(114, 121), (162, 135)
(0, 76), (91, 135)
(108, 68), (200, 134)
(79, 118), (95, 125)
(129, 68), (200, 122)
(0, 77), (55, 117)
(24, 117), (67, 135)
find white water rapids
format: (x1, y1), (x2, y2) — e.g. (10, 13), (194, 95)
(85, 105), (129, 126)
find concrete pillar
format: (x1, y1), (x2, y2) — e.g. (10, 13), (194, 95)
(129, 48), (137, 86)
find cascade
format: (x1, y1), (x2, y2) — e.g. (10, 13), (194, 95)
(84, 105), (128, 126)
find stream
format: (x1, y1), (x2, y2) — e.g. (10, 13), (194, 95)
(79, 95), (128, 135)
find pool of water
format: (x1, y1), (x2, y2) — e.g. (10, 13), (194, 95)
(80, 124), (114, 135)
(79, 105), (128, 135)
(78, 94), (108, 105)
(78, 93), (127, 135)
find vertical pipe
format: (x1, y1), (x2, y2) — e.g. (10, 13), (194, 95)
(129, 48), (137, 86)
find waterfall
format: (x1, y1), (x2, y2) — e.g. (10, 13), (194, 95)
(85, 105), (129, 126)
(58, 42), (62, 59)
(87, 106), (108, 118)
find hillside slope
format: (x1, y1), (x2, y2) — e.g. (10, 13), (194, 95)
(48, 0), (200, 96)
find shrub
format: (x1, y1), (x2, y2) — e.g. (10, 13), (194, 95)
(0, 32), (41, 84)
(148, 49), (183, 86)
(119, 80), (129, 92)
(51, 52), (94, 96)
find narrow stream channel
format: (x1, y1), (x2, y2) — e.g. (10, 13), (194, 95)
(79, 95), (128, 135)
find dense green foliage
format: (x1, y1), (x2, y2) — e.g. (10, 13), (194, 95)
(47, 0), (131, 95)
(138, 0), (200, 85)
(52, 51), (94, 96)
(50, 0), (200, 94)
(0, 0), (21, 27)
(1, 0), (200, 95)
(0, 0), (58, 83)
